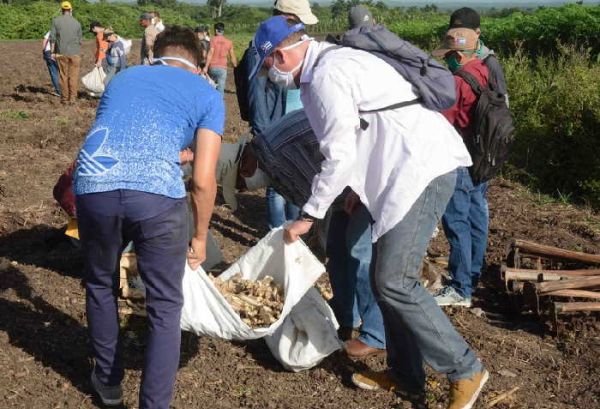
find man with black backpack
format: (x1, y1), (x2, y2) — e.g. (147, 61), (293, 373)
(449, 7), (508, 103)
(433, 24), (514, 308)
(249, 15), (489, 409)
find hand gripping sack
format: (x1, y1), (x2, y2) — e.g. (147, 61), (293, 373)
(81, 66), (106, 94)
(180, 228), (329, 340)
(338, 24), (456, 112)
(456, 70), (516, 184)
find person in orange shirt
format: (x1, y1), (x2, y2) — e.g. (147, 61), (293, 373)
(203, 22), (237, 94)
(89, 21), (108, 67)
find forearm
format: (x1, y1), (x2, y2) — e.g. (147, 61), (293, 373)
(302, 76), (359, 218)
(145, 34), (155, 60)
(190, 127), (222, 241)
(190, 179), (217, 241)
(303, 155), (354, 219)
(205, 49), (214, 68)
(119, 53), (127, 69)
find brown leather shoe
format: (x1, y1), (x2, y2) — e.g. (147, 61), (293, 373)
(344, 338), (386, 358)
(337, 326), (359, 341)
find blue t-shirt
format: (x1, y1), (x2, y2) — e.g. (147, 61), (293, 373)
(285, 89), (303, 114)
(74, 65), (225, 198)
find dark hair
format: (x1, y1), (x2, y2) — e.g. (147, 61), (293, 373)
(103, 31), (115, 41)
(449, 7), (480, 30)
(272, 8), (301, 23)
(214, 22), (225, 32)
(154, 26), (202, 66)
(89, 21), (102, 33)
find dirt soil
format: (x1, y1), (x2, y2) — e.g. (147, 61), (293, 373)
(1, 40), (599, 409)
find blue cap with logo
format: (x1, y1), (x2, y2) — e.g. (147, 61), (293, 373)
(248, 16), (305, 79)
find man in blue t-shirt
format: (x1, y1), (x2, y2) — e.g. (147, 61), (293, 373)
(73, 26), (224, 409)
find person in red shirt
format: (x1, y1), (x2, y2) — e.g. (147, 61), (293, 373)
(203, 22), (237, 94)
(432, 28), (491, 309)
(89, 21), (108, 67)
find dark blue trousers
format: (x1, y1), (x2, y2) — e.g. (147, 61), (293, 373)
(326, 205), (386, 349)
(76, 190), (188, 409)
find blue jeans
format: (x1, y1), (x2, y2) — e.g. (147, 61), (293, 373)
(43, 50), (61, 95)
(266, 186), (300, 229)
(442, 167), (489, 298)
(77, 190), (188, 409)
(371, 170), (482, 389)
(208, 67), (227, 94)
(327, 205), (385, 349)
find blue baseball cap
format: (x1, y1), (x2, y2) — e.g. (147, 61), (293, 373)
(248, 16), (305, 79)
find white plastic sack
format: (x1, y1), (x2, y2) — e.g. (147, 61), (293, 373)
(180, 228), (326, 340)
(119, 37), (132, 55)
(81, 67), (106, 94)
(201, 73), (217, 89)
(264, 287), (342, 372)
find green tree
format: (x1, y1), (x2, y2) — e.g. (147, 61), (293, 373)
(375, 1), (387, 10)
(207, 0), (225, 18)
(330, 0), (347, 19)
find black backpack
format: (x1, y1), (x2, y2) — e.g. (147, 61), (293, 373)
(456, 70), (516, 185)
(234, 45), (252, 122)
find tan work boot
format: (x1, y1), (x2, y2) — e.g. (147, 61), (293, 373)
(448, 369), (489, 409)
(352, 370), (399, 392)
(353, 371), (427, 408)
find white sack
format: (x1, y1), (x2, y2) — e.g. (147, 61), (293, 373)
(264, 288), (342, 372)
(119, 37), (133, 55)
(81, 67), (106, 94)
(180, 228), (326, 340)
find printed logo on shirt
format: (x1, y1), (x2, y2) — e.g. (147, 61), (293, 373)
(76, 127), (118, 176)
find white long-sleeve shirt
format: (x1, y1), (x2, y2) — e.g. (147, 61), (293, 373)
(300, 41), (472, 241)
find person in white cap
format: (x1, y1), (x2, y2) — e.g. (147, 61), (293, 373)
(348, 4), (374, 29)
(273, 0), (319, 25)
(234, 0), (318, 226)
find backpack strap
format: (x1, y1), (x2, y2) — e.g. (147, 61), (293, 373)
(314, 44), (344, 68)
(358, 99), (422, 130)
(456, 70), (484, 96)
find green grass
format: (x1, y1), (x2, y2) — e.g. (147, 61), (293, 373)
(0, 110), (30, 120)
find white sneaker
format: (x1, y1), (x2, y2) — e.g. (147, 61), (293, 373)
(434, 286), (472, 307)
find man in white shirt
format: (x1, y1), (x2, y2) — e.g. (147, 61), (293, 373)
(249, 16), (488, 409)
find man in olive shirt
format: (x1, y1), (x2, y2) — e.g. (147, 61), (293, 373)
(139, 13), (159, 65)
(50, 1), (82, 104)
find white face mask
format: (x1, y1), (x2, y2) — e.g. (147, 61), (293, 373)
(154, 56), (198, 71)
(267, 41), (306, 90)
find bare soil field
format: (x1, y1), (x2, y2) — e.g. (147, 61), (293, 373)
(1, 40), (599, 409)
